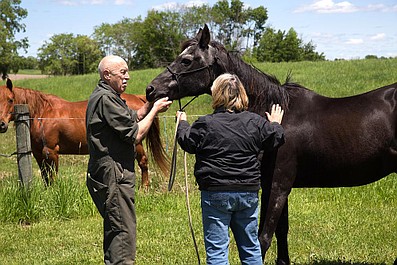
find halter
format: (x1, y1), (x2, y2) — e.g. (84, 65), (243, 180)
(166, 62), (213, 111)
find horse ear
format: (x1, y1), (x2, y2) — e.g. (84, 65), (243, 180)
(6, 78), (13, 91)
(198, 24), (210, 49)
(195, 28), (203, 42)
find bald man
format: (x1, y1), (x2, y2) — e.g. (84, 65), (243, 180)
(86, 55), (172, 264)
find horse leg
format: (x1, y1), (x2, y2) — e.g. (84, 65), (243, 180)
(32, 150), (49, 185)
(259, 185), (291, 263)
(136, 143), (149, 189)
(41, 146), (59, 185)
(259, 149), (295, 264)
(275, 201), (290, 265)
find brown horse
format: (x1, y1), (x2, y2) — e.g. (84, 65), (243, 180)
(0, 79), (169, 187)
(146, 25), (397, 264)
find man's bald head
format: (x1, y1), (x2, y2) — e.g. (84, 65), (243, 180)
(98, 55), (130, 94)
(98, 55), (127, 80)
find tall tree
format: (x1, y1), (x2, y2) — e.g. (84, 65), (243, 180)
(245, 6), (267, 48)
(133, 10), (184, 68)
(0, 0), (28, 79)
(38, 33), (102, 75)
(255, 26), (325, 62)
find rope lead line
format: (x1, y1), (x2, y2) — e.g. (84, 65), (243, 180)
(168, 111), (182, 191)
(184, 151), (201, 264)
(169, 110), (201, 264)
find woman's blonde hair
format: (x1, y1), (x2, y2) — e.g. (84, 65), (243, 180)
(211, 73), (248, 111)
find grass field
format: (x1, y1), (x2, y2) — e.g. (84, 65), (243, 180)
(0, 58), (396, 264)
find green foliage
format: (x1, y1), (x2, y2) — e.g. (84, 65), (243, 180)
(0, 0), (28, 79)
(255, 26), (325, 62)
(133, 10), (185, 68)
(37, 33), (103, 75)
(93, 18), (141, 68)
(90, 0), (270, 68)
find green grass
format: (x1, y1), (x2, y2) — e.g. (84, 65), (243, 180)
(1, 59), (397, 264)
(10, 69), (43, 75)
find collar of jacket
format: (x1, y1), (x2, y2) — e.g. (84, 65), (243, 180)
(213, 106), (242, 114)
(98, 79), (122, 97)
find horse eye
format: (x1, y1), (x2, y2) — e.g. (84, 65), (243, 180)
(8, 99), (14, 104)
(181, 58), (191, 66)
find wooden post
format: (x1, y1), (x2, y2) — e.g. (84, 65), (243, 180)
(14, 104), (33, 187)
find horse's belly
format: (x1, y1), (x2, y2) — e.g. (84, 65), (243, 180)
(293, 159), (391, 188)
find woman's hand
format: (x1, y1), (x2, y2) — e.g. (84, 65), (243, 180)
(176, 111), (187, 121)
(266, 104), (284, 124)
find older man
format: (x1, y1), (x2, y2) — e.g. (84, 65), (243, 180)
(86, 55), (172, 264)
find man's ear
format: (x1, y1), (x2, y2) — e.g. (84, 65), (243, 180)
(103, 70), (111, 80)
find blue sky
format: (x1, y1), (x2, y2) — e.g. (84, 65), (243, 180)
(16, 0), (397, 60)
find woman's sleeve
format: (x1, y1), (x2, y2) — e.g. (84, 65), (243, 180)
(176, 118), (206, 154)
(260, 119), (285, 150)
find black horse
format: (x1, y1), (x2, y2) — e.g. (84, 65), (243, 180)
(146, 25), (397, 264)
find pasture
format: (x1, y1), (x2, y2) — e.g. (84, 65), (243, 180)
(0, 59), (396, 264)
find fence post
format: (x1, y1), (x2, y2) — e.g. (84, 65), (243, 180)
(14, 104), (33, 187)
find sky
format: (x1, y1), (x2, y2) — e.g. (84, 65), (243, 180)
(15, 0), (397, 60)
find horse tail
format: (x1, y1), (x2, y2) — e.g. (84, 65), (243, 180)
(146, 116), (170, 177)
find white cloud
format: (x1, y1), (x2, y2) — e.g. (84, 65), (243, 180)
(295, 0), (358, 13)
(56, 0), (132, 5)
(365, 4), (397, 12)
(370, 33), (386, 41)
(295, 0), (397, 13)
(114, 0), (133, 5)
(153, 0), (207, 11)
(346, 38), (364, 45)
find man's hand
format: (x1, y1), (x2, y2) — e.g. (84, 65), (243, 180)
(153, 97), (173, 113)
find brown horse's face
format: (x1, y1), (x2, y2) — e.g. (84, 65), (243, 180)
(0, 80), (15, 133)
(146, 25), (219, 102)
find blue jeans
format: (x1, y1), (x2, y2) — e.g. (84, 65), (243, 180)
(201, 191), (262, 265)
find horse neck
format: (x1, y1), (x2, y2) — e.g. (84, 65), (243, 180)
(224, 54), (289, 115)
(14, 87), (50, 118)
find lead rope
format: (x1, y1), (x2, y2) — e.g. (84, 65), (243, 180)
(169, 101), (201, 264)
(184, 150), (201, 265)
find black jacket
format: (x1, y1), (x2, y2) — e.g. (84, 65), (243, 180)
(177, 107), (285, 191)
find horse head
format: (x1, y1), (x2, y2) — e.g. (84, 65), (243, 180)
(146, 24), (228, 102)
(0, 79), (15, 133)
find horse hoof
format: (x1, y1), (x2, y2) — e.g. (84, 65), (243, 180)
(276, 258), (290, 265)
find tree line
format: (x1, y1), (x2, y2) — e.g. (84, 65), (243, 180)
(2, 0), (327, 77)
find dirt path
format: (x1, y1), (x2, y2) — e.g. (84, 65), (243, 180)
(7, 74), (49, 80)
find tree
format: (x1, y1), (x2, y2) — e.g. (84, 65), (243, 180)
(255, 26), (325, 62)
(245, 6), (268, 47)
(132, 10), (185, 68)
(74, 35), (104, 75)
(211, 0), (248, 50)
(92, 18), (142, 68)
(38, 33), (103, 75)
(0, 0), (28, 79)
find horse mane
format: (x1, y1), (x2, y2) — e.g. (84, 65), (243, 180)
(181, 38), (291, 116)
(13, 86), (52, 118)
(212, 41), (291, 116)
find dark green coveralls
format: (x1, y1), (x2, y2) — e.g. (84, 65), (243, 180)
(86, 80), (138, 265)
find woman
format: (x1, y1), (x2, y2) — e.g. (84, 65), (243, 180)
(176, 73), (285, 264)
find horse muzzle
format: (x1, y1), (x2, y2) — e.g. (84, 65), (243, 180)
(146, 85), (171, 102)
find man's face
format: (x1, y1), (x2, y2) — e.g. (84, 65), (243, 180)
(105, 60), (130, 94)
